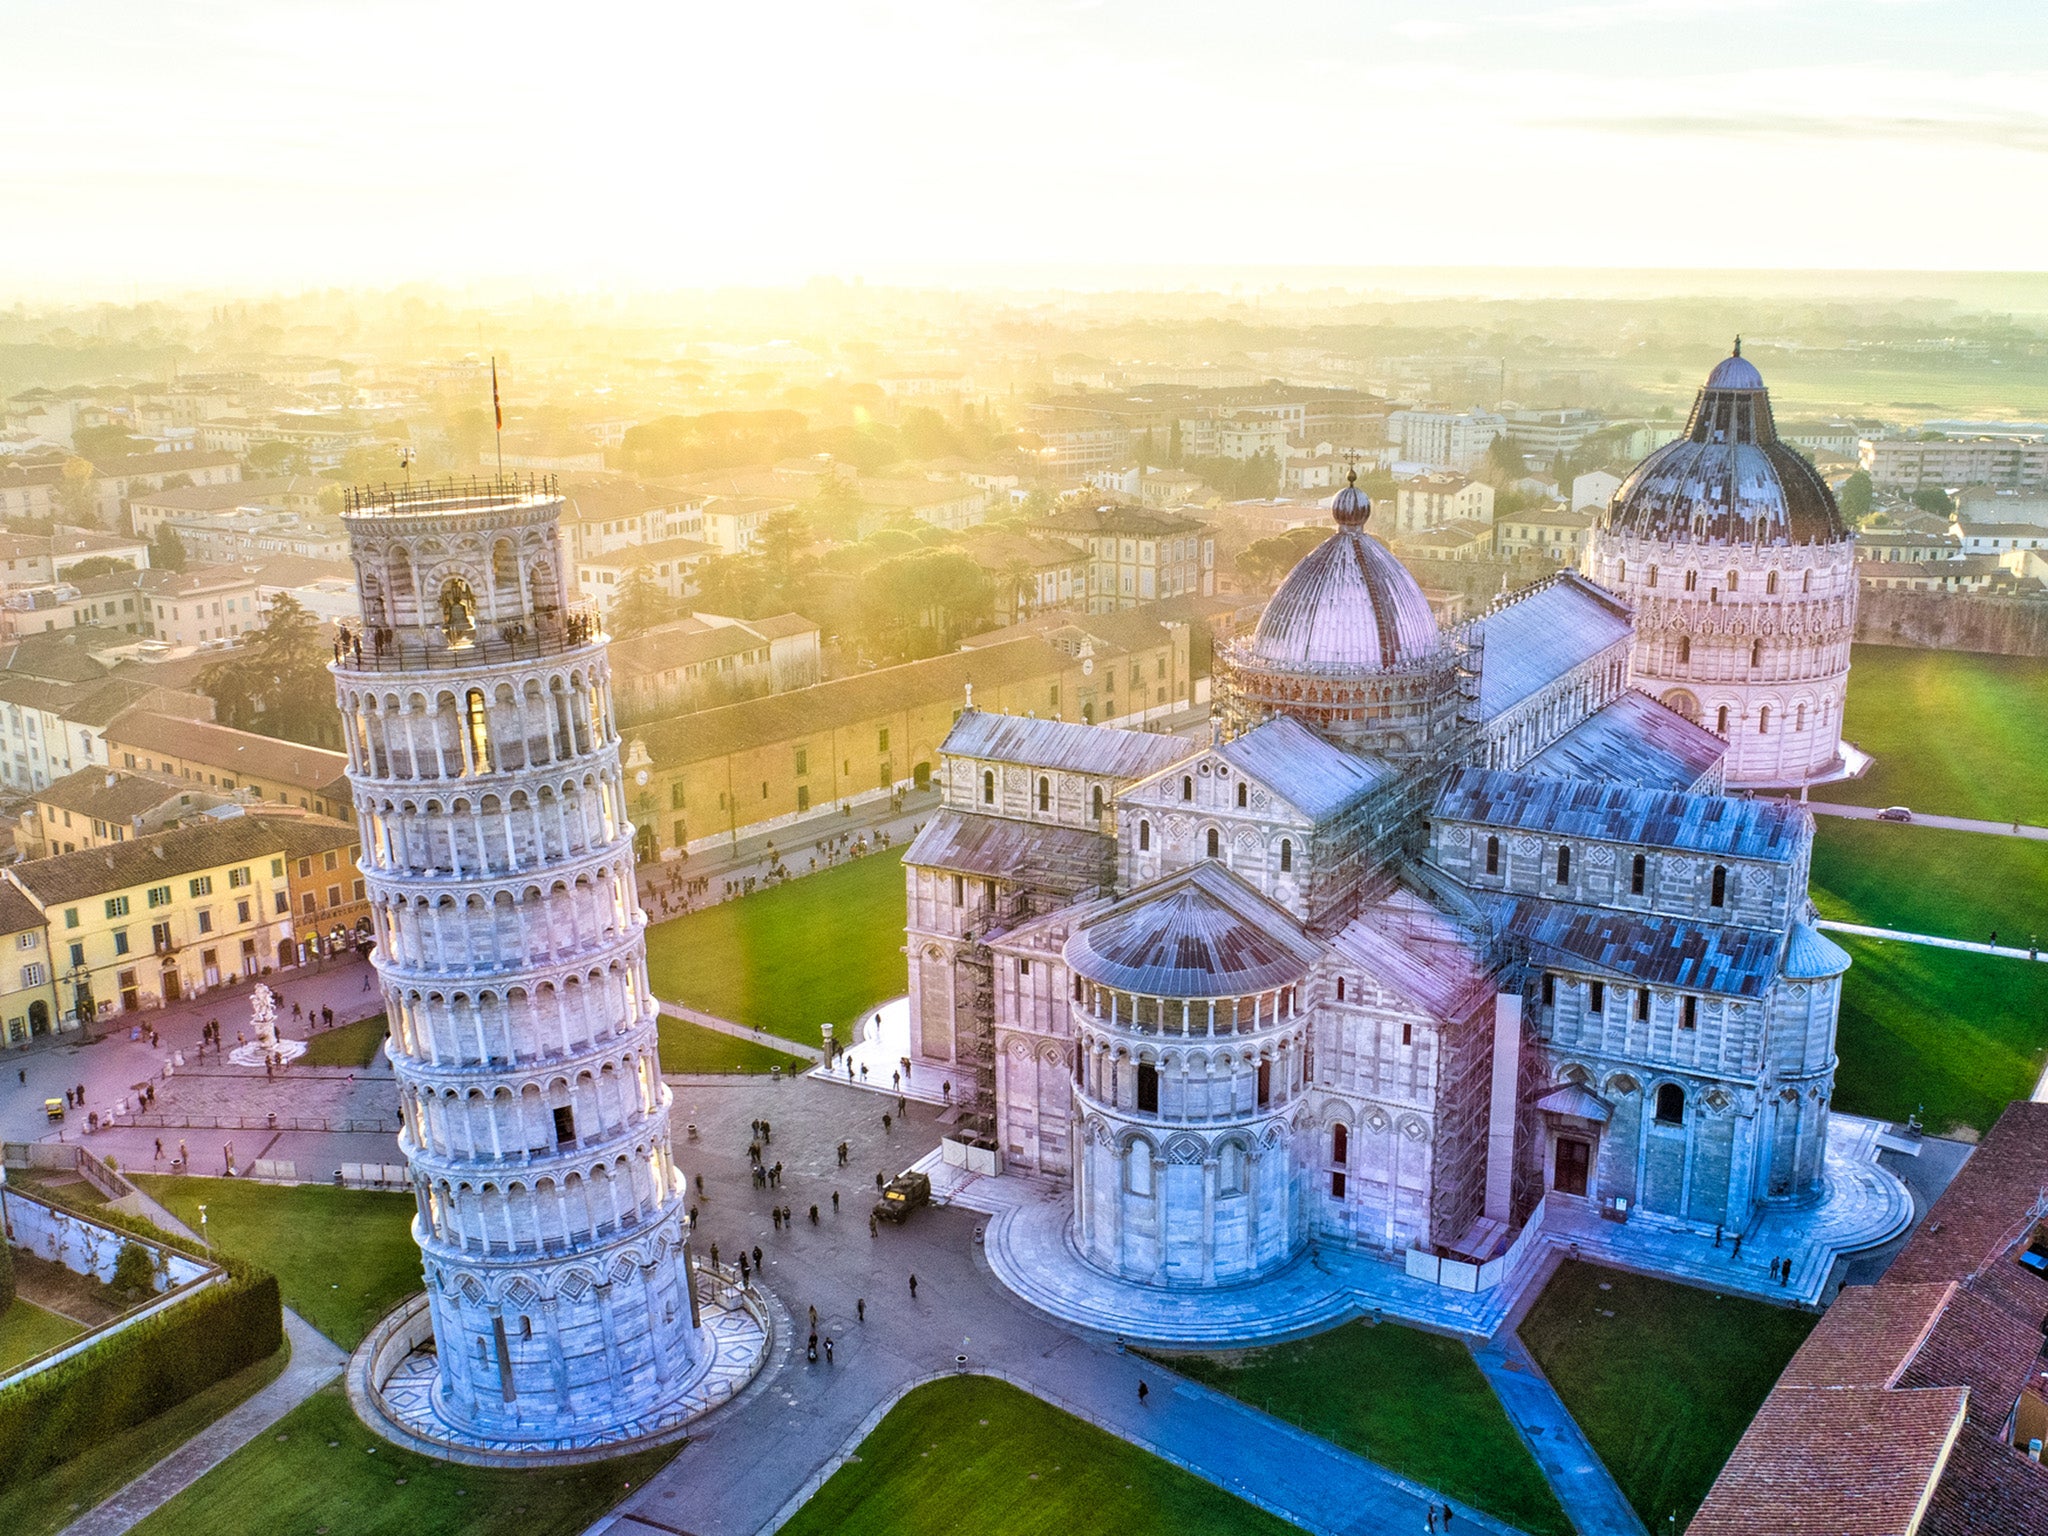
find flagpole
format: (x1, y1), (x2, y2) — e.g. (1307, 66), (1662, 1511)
(491, 354), (504, 481)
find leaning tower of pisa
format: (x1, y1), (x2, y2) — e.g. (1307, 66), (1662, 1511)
(333, 475), (703, 1447)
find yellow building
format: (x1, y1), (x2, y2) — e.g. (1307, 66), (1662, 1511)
(7, 814), (327, 1022)
(19, 765), (234, 858)
(0, 882), (61, 1044)
(104, 711), (352, 818)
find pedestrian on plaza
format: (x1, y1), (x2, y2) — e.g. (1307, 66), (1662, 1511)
(155, 1138), (164, 1160)
(752, 1245), (762, 1269)
(773, 1207), (782, 1230)
(809, 1204), (819, 1224)
(1137, 1381), (1149, 1406)
(824, 1336), (834, 1365)
(178, 1138), (187, 1166)
(870, 1213), (879, 1238)
(875, 1171), (885, 1191)
(774, 1161), (784, 1185)
(809, 1303), (818, 1328)
(908, 1273), (918, 1299)
(837, 1140), (849, 1166)
(831, 1190), (839, 1213)
(892, 1070), (900, 1090)
(784, 1204), (792, 1226)
(762, 1120), (772, 1143)
(1731, 1233), (1743, 1258)
(882, 1113), (892, 1134)
(362, 972), (372, 991)
(1426, 1507), (1437, 1534)
(859, 1063), (868, 1080)
(16, 1069), (23, 1085)
(857, 1297), (865, 1323)
(807, 1333), (817, 1364)
(739, 1254), (750, 1283)
(710, 1243), (720, 1268)
(1780, 1260), (1791, 1288)
(1442, 1505), (1453, 1530)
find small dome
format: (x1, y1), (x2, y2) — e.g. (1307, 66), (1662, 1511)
(1605, 343), (1848, 546)
(1067, 872), (1314, 998)
(1248, 482), (1442, 672)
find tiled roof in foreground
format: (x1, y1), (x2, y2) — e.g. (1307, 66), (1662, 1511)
(1522, 689), (1726, 793)
(1435, 765), (1807, 863)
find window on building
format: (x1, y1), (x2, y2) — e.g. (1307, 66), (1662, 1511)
(1681, 996), (1698, 1030)
(1542, 973), (1556, 1007)
(1138, 819), (1151, 851)
(228, 866), (250, 889)
(1136, 1062), (1158, 1113)
(63, 908), (79, 929)
(1637, 988), (1651, 1021)
(147, 884), (171, 908)
(1279, 839), (1293, 872)
(105, 895), (129, 919)
(1037, 776), (1050, 812)
(69, 942), (85, 969)
(1631, 853), (1646, 895)
(463, 689), (491, 772)
(1401, 1019), (1413, 1046)
(951, 874), (965, 905)
(1336, 977), (1346, 1001)
(1590, 980), (1606, 1013)
(1206, 827), (1220, 858)
(1655, 1084), (1685, 1124)
(151, 921), (170, 950)
(1710, 865), (1727, 907)
(1758, 705), (1771, 734)
(1181, 775), (1194, 801)
(1677, 636), (1691, 664)
(112, 929), (129, 955)
(552, 1106), (576, 1145)
(1802, 570), (1813, 593)
(1716, 705), (1730, 734)
(1485, 835), (1499, 875)
(1091, 785), (1103, 820)
(1647, 565), (1659, 588)
(1766, 570), (1779, 595)
(794, 747), (808, 777)
(302, 892), (317, 916)
(1684, 569), (1698, 592)
(1726, 570), (1739, 592)
(1556, 846), (1571, 884)
(982, 770), (994, 804)
(196, 910), (212, 934)
(1751, 640), (1763, 668)
(877, 727), (889, 753)
(796, 785), (810, 812)
(190, 875), (212, 897)
(1332, 1121), (1349, 1166)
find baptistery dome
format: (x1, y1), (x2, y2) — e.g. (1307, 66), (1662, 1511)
(1606, 342), (1848, 547)
(1247, 471), (1443, 672)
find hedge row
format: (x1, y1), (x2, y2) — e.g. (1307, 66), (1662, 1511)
(0, 1232), (14, 1314)
(0, 1194), (283, 1493)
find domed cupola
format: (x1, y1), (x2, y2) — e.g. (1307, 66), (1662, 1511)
(1605, 340), (1848, 547)
(1247, 469), (1442, 672)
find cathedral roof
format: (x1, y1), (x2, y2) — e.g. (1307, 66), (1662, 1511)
(1329, 887), (1495, 1021)
(1214, 716), (1396, 822)
(1498, 896), (1784, 999)
(1435, 766), (1808, 863)
(1781, 921), (1851, 980)
(1066, 862), (1320, 998)
(941, 710), (1193, 781)
(1467, 572), (1633, 720)
(903, 809), (1115, 890)
(1522, 690), (1727, 793)
(1246, 473), (1443, 674)
(1603, 343), (1849, 547)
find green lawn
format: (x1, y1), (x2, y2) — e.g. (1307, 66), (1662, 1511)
(0, 1296), (85, 1373)
(136, 1178), (420, 1350)
(1827, 646), (2048, 823)
(299, 1014), (389, 1068)
(778, 1375), (1302, 1536)
(127, 1382), (675, 1536)
(643, 851), (907, 1046)
(0, 1341), (289, 1536)
(1159, 1322), (1570, 1536)
(1810, 819), (2048, 944)
(1831, 936), (2048, 1136)
(1520, 1261), (1815, 1532)
(656, 1016), (810, 1075)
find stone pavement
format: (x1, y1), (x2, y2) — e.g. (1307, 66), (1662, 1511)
(1805, 800), (2048, 841)
(58, 1308), (348, 1536)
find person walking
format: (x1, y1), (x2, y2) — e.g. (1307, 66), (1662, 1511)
(808, 1203), (819, 1224)
(831, 1190), (839, 1213)
(908, 1273), (918, 1299)
(824, 1336), (834, 1365)
(882, 1112), (892, 1134)
(154, 1137), (164, 1160)
(856, 1296), (865, 1323)
(1426, 1508), (1437, 1534)
(752, 1245), (762, 1270)
(809, 1304), (819, 1330)
(1441, 1504), (1453, 1530)
(1137, 1380), (1149, 1406)
(870, 1212), (879, 1238)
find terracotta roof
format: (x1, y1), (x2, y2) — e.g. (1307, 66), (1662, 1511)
(9, 814), (349, 906)
(104, 711), (349, 797)
(31, 766), (202, 822)
(0, 881), (45, 937)
(1688, 1386), (1967, 1536)
(125, 476), (291, 513)
(1920, 1426), (2048, 1536)
(1776, 1282), (1953, 1390)
(1889, 1102), (2048, 1285)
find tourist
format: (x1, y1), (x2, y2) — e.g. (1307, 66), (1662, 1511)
(709, 1243), (720, 1268)
(809, 1204), (819, 1224)
(1426, 1508), (1436, 1534)
(752, 1245), (762, 1270)
(772, 1207), (782, 1230)
(875, 1172), (885, 1191)
(908, 1273), (918, 1299)
(1441, 1505), (1453, 1530)
(856, 1297), (865, 1323)
(1137, 1380), (1149, 1406)
(882, 1113), (892, 1134)
(155, 1138), (164, 1160)
(870, 1213), (879, 1238)
(831, 1190), (839, 1213)
(823, 1336), (833, 1365)
(809, 1304), (818, 1328)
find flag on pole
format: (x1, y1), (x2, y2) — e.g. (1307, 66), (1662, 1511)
(491, 356), (503, 430)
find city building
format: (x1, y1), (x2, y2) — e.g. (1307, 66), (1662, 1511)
(1504, 408), (1605, 460)
(1394, 474), (1495, 536)
(104, 711), (353, 818)
(1569, 469), (1624, 512)
(1392, 518), (1495, 563)
(1955, 521), (2048, 557)
(698, 495), (791, 555)
(0, 880), (61, 1044)
(904, 464), (1842, 1292)
(1859, 434), (2048, 494)
(1496, 505), (1595, 562)
(1025, 504), (1215, 612)
(0, 527), (153, 588)
(1388, 409), (1507, 472)
(575, 536), (718, 616)
(18, 766), (234, 857)
(1583, 347), (1857, 787)
(1691, 1100), (2048, 1535)
(607, 612), (822, 723)
(331, 474), (705, 1449)
(959, 532), (1090, 626)
(138, 565), (267, 646)
(0, 673), (213, 794)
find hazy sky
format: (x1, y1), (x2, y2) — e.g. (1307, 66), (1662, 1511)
(7, 0), (2046, 294)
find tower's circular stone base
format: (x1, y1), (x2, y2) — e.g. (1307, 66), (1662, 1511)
(346, 1267), (776, 1466)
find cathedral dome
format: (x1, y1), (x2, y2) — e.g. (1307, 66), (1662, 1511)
(1067, 871), (1314, 999)
(1605, 342), (1848, 547)
(1248, 471), (1442, 672)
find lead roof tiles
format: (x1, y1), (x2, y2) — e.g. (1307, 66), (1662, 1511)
(1436, 765), (1806, 863)
(942, 710), (1193, 782)
(1214, 716), (1396, 822)
(1468, 573), (1633, 718)
(1521, 690), (1727, 792)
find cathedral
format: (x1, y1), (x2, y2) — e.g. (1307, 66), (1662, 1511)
(904, 350), (1856, 1286)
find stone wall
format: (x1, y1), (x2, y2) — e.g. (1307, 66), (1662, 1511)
(1855, 589), (2048, 657)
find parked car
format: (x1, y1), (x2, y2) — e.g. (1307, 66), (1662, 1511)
(874, 1171), (931, 1224)
(1877, 805), (1913, 822)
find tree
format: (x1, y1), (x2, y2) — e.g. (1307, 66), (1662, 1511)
(1168, 419), (1183, 467)
(691, 554), (776, 617)
(803, 475), (866, 541)
(1236, 528), (1328, 589)
(57, 456), (98, 526)
(854, 550), (992, 660)
(63, 555), (135, 583)
(247, 440), (308, 476)
(111, 1241), (156, 1301)
(1911, 485), (1953, 517)
(152, 523), (188, 572)
(1483, 434), (1525, 484)
(608, 563), (680, 640)
(756, 510), (814, 606)
(196, 594), (334, 745)
(73, 425), (152, 461)
(1838, 470), (1873, 520)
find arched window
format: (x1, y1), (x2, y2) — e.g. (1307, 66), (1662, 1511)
(1796, 702), (1807, 732)
(1751, 639), (1764, 668)
(1677, 636), (1691, 664)
(1181, 775), (1194, 801)
(1279, 838), (1293, 872)
(1647, 564), (1659, 588)
(1616, 560), (1626, 584)
(1136, 1062), (1159, 1113)
(1336, 977), (1346, 1001)
(1766, 570), (1779, 595)
(1684, 569), (1698, 592)
(1802, 569), (1813, 594)
(1716, 704), (1729, 734)
(1332, 1122), (1349, 1166)
(1485, 835), (1500, 874)
(1726, 570), (1739, 592)
(1556, 846), (1571, 884)
(1237, 781), (1247, 808)
(1758, 705), (1771, 734)
(1654, 1084), (1685, 1125)
(1206, 827), (1220, 858)
(1631, 853), (1646, 895)
(1037, 776), (1050, 812)
(1138, 820), (1151, 851)
(1710, 865), (1727, 907)
(981, 770), (994, 804)
(1091, 785), (1104, 820)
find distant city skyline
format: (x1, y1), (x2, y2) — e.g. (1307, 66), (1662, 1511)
(4, 0), (2046, 294)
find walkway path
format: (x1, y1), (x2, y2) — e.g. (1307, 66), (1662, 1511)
(657, 999), (825, 1062)
(1814, 918), (2047, 963)
(1472, 1250), (1647, 1536)
(1805, 801), (2048, 840)
(56, 1308), (347, 1536)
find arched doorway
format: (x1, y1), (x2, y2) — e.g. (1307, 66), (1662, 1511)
(913, 761), (931, 790)
(27, 999), (49, 1037)
(1661, 688), (1700, 723)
